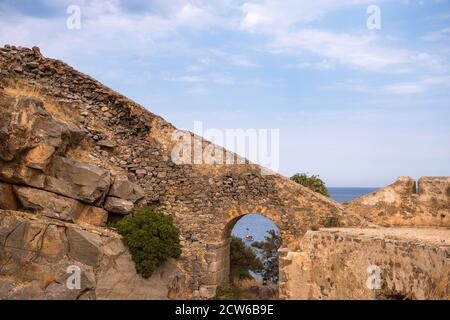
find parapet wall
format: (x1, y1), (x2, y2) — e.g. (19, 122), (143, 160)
(279, 227), (450, 300)
(345, 176), (450, 227)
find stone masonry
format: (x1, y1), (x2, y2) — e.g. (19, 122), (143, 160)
(279, 227), (449, 299)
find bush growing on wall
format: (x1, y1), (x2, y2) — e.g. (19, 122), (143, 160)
(290, 172), (330, 197)
(115, 206), (181, 278)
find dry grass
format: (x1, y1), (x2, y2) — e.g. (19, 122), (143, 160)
(65, 140), (99, 165)
(233, 278), (262, 291)
(2, 81), (80, 124)
(428, 271), (449, 300)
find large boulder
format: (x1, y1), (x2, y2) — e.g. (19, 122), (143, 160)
(104, 197), (134, 215)
(66, 228), (103, 267)
(0, 94), (85, 165)
(13, 186), (107, 227)
(45, 156), (111, 204)
(14, 186), (84, 222)
(75, 206), (108, 227)
(108, 175), (145, 203)
(0, 161), (46, 189)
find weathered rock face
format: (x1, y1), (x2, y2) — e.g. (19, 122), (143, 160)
(104, 197), (134, 215)
(108, 175), (145, 203)
(13, 186), (107, 227)
(0, 94), (84, 164)
(0, 183), (17, 210)
(45, 156), (111, 204)
(345, 176), (450, 227)
(0, 71), (168, 298)
(0, 210), (185, 300)
(0, 91), (144, 225)
(279, 227), (450, 300)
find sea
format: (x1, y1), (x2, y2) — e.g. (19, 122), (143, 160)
(231, 187), (378, 241)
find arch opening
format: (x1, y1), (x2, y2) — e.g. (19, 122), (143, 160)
(216, 213), (281, 300)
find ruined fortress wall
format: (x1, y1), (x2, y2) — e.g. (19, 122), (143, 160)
(345, 176), (450, 227)
(0, 45), (368, 298)
(279, 228), (450, 300)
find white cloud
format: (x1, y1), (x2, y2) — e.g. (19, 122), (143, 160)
(186, 65), (206, 72)
(325, 76), (450, 95)
(227, 54), (259, 67)
(290, 59), (335, 71)
(382, 83), (424, 94)
(269, 28), (447, 73)
(238, 0), (448, 74)
(421, 27), (450, 41)
(164, 73), (234, 85)
(240, 0), (374, 33)
(164, 75), (205, 82)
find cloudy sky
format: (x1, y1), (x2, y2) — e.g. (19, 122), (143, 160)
(1, 0), (449, 186)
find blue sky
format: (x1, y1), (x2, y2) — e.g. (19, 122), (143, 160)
(1, 0), (449, 186)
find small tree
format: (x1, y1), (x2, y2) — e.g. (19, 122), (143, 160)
(230, 236), (263, 280)
(115, 206), (181, 278)
(252, 230), (281, 283)
(290, 172), (330, 197)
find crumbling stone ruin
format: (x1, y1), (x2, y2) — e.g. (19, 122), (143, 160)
(0, 45), (448, 300)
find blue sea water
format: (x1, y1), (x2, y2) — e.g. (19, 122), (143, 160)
(328, 187), (378, 203)
(231, 187), (379, 240)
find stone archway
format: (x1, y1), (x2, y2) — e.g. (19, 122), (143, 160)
(226, 213), (282, 299)
(197, 203), (309, 299)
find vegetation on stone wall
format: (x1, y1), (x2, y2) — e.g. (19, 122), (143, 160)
(230, 236), (263, 280)
(323, 215), (341, 227)
(114, 206), (181, 278)
(212, 283), (241, 300)
(290, 172), (330, 197)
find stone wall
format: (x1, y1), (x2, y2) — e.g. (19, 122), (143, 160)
(0, 45), (367, 298)
(279, 227), (449, 300)
(346, 176), (450, 227)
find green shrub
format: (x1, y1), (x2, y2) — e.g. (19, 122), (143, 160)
(114, 206), (181, 278)
(323, 215), (341, 228)
(212, 284), (240, 300)
(290, 172), (330, 197)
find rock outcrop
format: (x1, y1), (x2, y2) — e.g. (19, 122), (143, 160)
(0, 93), (145, 226)
(345, 176), (450, 227)
(0, 73), (172, 299)
(0, 210), (184, 300)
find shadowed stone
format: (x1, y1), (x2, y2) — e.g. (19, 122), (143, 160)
(14, 186), (83, 222)
(104, 197), (134, 215)
(66, 228), (102, 267)
(108, 175), (145, 203)
(0, 182), (18, 210)
(45, 156), (111, 204)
